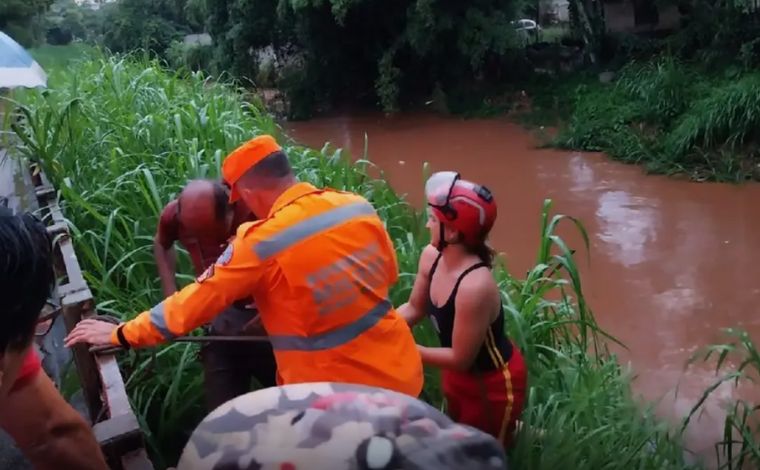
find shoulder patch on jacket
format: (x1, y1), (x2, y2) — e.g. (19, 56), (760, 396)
(216, 243), (234, 266)
(196, 264), (215, 283)
(196, 243), (234, 283)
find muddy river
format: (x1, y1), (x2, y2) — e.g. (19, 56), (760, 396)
(285, 111), (760, 465)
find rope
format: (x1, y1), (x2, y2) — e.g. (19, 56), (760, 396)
(87, 314), (271, 356)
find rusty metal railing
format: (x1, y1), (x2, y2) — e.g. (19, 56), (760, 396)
(27, 163), (155, 470)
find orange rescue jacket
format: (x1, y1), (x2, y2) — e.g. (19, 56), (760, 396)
(114, 182), (424, 398)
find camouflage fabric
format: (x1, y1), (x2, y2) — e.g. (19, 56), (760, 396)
(178, 382), (508, 470)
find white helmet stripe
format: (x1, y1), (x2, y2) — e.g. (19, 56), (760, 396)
(450, 196), (485, 225)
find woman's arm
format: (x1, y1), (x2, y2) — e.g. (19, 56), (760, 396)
(397, 245), (438, 327)
(418, 270), (497, 371)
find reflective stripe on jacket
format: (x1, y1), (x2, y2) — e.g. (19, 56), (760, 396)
(115, 182), (424, 397)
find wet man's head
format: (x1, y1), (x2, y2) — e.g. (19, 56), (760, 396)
(222, 135), (296, 218)
(177, 179), (234, 235)
(0, 208), (54, 393)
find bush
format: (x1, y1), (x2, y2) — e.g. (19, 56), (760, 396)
(550, 55), (760, 182)
(166, 41), (214, 73)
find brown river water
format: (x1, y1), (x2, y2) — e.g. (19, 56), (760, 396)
(285, 111), (760, 466)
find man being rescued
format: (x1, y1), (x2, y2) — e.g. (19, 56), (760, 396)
(65, 135), (424, 398)
(398, 171), (528, 446)
(153, 179), (277, 411)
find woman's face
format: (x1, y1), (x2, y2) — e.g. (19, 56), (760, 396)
(426, 207), (440, 244)
(426, 208), (457, 246)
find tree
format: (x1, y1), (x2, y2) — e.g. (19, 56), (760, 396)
(0, 0), (55, 47)
(208, 0), (529, 116)
(567, 0), (605, 64)
(99, 0), (196, 58)
(45, 0), (93, 45)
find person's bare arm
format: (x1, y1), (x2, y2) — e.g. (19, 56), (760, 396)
(397, 244), (438, 327)
(418, 270), (496, 371)
(0, 372), (108, 470)
(154, 235), (178, 297)
(65, 221), (267, 349)
(154, 202), (180, 297)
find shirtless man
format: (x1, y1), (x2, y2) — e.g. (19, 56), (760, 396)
(154, 179), (277, 411)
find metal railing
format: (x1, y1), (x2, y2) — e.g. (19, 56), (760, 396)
(25, 162), (154, 470)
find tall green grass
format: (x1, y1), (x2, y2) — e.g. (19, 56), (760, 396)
(683, 329), (760, 470)
(8, 51), (715, 469)
(539, 55), (760, 182)
(29, 43), (99, 70)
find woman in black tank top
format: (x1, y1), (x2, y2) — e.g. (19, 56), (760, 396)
(397, 171), (528, 447)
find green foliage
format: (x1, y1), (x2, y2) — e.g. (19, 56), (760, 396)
(277, 61), (319, 120)
(684, 329), (760, 470)
(566, 0), (605, 64)
(665, 73), (760, 158)
(0, 0), (55, 47)
(546, 54), (760, 182)
(43, 0), (97, 45)
(513, 4), (760, 181)
(9, 53), (713, 469)
(205, 0), (529, 116)
(375, 49), (402, 114)
(616, 56), (698, 127)
(665, 2), (760, 68)
(206, 0), (292, 80)
(97, 0), (202, 60)
(166, 40), (214, 72)
(30, 43), (98, 70)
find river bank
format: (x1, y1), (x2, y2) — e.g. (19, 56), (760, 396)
(285, 110), (760, 467)
(513, 57), (760, 184)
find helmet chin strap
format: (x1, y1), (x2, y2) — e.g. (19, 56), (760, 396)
(435, 224), (447, 252)
(435, 224), (463, 252)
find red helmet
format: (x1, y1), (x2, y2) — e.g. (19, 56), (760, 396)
(425, 171), (497, 246)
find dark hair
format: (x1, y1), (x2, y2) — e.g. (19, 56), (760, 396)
(454, 229), (495, 268)
(244, 151), (293, 181)
(0, 209), (55, 352)
(469, 240), (496, 268)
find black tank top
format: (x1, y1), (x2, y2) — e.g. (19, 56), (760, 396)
(426, 253), (513, 372)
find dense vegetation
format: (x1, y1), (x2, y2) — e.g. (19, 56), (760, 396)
(210, 0), (534, 117)
(20, 0), (541, 118)
(11, 51), (760, 470)
(1, 0), (55, 47)
(14, 0), (760, 181)
(522, 56), (760, 182)
(520, 5), (760, 182)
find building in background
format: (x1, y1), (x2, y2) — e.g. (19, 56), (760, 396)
(541, 0), (571, 23)
(603, 0), (681, 33)
(538, 0), (680, 33)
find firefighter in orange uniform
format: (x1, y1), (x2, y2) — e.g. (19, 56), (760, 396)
(65, 135), (424, 398)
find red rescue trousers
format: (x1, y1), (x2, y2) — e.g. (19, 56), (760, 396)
(441, 346), (527, 446)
